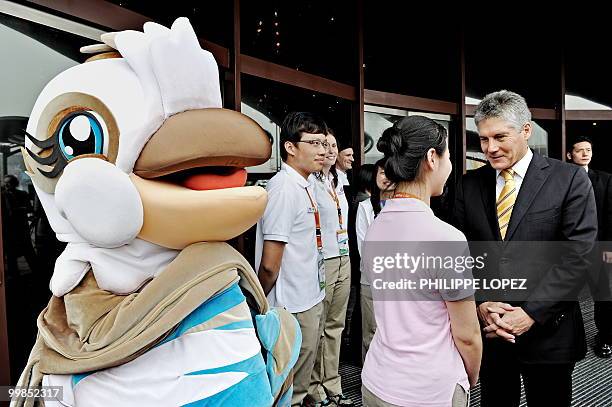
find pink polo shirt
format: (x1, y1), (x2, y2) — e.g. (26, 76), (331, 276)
(361, 198), (473, 407)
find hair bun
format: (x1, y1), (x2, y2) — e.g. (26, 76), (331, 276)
(376, 115), (448, 184)
(377, 126), (403, 155)
(384, 155), (416, 183)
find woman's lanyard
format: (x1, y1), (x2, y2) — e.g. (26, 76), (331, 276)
(305, 187), (323, 253)
(326, 179), (344, 229)
(393, 192), (423, 202)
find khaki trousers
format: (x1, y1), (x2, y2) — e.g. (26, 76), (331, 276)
(361, 384), (469, 407)
(360, 283), (377, 364)
(309, 255), (351, 401)
(291, 301), (325, 406)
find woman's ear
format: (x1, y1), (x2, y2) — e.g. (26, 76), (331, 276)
(426, 148), (436, 170)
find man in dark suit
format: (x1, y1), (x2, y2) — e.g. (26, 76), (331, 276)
(566, 135), (612, 358)
(453, 90), (598, 407)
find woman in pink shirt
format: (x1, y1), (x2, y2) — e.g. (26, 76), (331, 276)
(361, 116), (482, 407)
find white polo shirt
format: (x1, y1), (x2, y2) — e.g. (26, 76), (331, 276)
(255, 163), (325, 313)
(312, 173), (350, 259)
(337, 169), (350, 186)
(356, 198), (375, 285)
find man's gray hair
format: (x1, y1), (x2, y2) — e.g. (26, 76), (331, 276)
(474, 90), (532, 130)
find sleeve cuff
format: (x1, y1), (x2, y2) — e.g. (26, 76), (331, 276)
(521, 302), (545, 325)
(263, 234), (290, 243)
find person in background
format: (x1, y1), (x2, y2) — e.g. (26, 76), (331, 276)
(566, 135), (612, 358)
(2, 174), (37, 277)
(344, 163), (376, 363)
(255, 112), (329, 406)
(352, 164), (375, 204)
(308, 129), (353, 406)
(336, 140), (354, 190)
(355, 159), (394, 363)
(361, 116), (481, 407)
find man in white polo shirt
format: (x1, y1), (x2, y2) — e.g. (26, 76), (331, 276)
(335, 139), (354, 189)
(256, 112), (329, 406)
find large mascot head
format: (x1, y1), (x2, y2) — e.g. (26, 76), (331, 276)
(23, 18), (271, 296)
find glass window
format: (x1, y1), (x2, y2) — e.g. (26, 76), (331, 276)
(364, 4), (459, 102)
(241, 74), (354, 177)
(240, 102), (280, 175)
(465, 26), (559, 108)
(565, 94), (611, 110)
(364, 105), (451, 164)
(1, 10), (93, 383)
(565, 23), (612, 112)
(364, 105), (455, 220)
(107, 1), (233, 48)
(241, 1), (355, 84)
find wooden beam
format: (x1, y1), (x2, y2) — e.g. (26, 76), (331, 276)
(227, 0), (245, 255)
(241, 55), (357, 101)
(200, 40), (230, 69)
(465, 105), (556, 120)
(566, 110), (612, 120)
(457, 27), (467, 175)
(353, 0), (365, 168)
(560, 50), (567, 161)
(25, 0), (230, 68)
(531, 108), (557, 121)
(26, 0), (149, 29)
(364, 89), (458, 115)
(228, 0), (241, 111)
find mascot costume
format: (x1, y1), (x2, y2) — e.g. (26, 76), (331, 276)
(12, 17), (301, 407)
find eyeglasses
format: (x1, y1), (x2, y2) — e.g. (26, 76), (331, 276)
(295, 139), (329, 148)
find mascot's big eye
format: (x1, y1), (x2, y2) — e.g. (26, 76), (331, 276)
(58, 111), (105, 160)
(25, 108), (111, 179)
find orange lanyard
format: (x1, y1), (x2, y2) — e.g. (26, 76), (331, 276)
(305, 188), (323, 252)
(393, 192), (423, 202)
(326, 180), (344, 229)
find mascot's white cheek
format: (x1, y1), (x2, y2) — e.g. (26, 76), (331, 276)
(55, 158), (144, 248)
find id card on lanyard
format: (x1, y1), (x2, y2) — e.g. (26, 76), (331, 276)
(327, 181), (349, 256)
(306, 187), (326, 290)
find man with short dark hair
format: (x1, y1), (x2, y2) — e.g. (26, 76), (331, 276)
(335, 140), (354, 188)
(566, 135), (612, 358)
(255, 112), (329, 406)
(454, 90), (597, 406)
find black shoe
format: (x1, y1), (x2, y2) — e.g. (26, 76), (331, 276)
(594, 341), (612, 358)
(301, 395), (317, 407)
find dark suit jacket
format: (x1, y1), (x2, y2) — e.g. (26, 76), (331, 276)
(453, 151), (598, 363)
(587, 168), (612, 299)
(588, 168), (612, 241)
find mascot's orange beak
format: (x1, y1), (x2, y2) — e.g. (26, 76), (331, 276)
(131, 108), (271, 250)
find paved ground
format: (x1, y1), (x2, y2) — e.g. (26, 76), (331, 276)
(339, 298), (612, 406)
